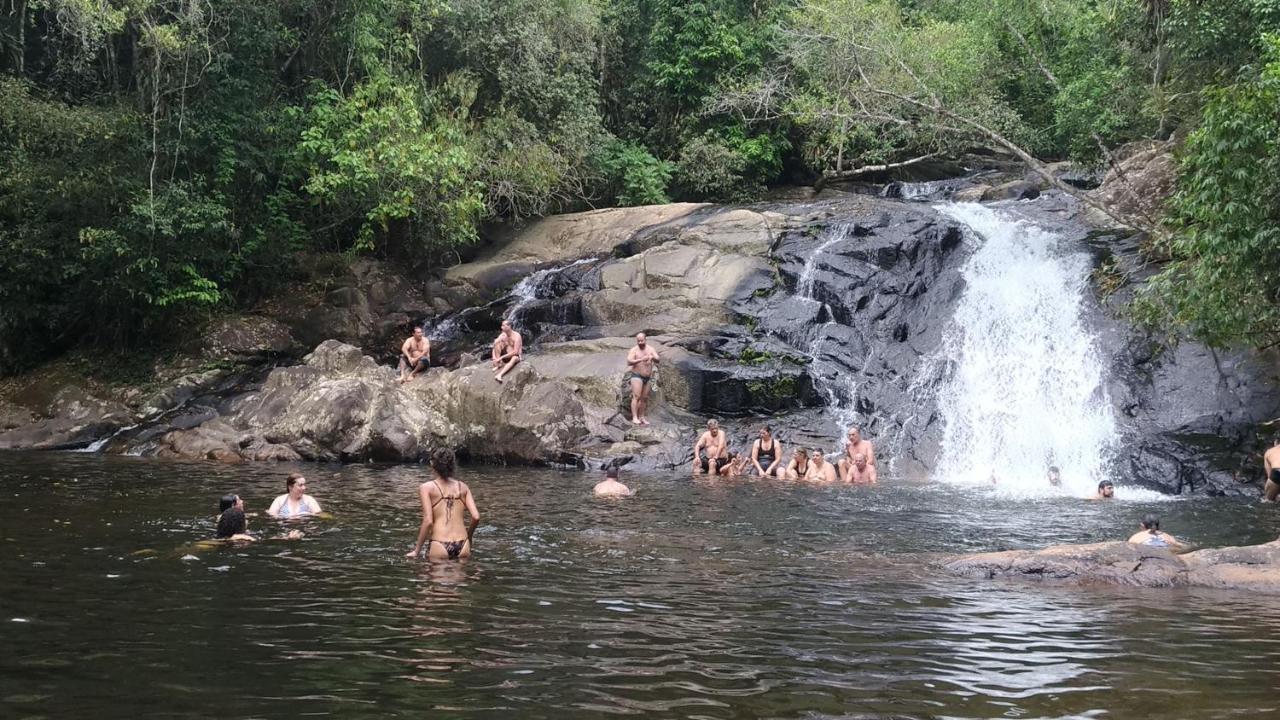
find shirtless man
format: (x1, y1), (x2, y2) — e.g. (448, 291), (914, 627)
(593, 465), (633, 497)
(692, 419), (729, 474)
(398, 326), (431, 383)
(491, 332), (509, 370)
(1091, 479), (1115, 500)
(837, 426), (876, 481)
(493, 320), (523, 383)
(808, 448), (838, 483)
(844, 453), (878, 485)
(1263, 437), (1280, 503)
(626, 333), (661, 425)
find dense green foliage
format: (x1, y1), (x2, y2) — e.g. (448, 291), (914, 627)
(1, 0), (1279, 367)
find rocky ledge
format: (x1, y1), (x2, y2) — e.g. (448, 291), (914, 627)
(946, 540), (1280, 593)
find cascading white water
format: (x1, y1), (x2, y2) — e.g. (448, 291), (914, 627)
(504, 257), (595, 332)
(793, 222), (864, 430)
(931, 203), (1127, 497)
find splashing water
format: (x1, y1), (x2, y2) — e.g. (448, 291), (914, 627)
(931, 203), (1147, 499)
(504, 258), (596, 333)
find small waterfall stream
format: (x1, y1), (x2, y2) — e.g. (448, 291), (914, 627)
(929, 203), (1122, 496)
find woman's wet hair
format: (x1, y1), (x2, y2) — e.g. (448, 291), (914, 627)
(219, 494), (238, 513)
(1141, 513), (1161, 532)
(430, 448), (457, 478)
(286, 472), (304, 489)
(216, 508), (247, 538)
(795, 448), (808, 457)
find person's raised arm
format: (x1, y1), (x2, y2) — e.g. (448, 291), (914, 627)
(463, 483), (481, 541)
(406, 484), (434, 558)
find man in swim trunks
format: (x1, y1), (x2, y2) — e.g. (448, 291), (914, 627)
(692, 419), (729, 474)
(844, 453), (877, 484)
(1091, 479), (1115, 500)
(1263, 437), (1280, 503)
(837, 426), (876, 481)
(593, 465), (633, 497)
(493, 320), (523, 383)
(751, 426), (783, 477)
(398, 326), (431, 383)
(626, 333), (661, 425)
(808, 448), (838, 483)
(267, 473), (322, 518)
(407, 448), (481, 560)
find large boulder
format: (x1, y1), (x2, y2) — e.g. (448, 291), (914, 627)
(1085, 141), (1176, 228)
(946, 540), (1280, 593)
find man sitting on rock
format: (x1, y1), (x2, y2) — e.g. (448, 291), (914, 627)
(1263, 436), (1280, 503)
(398, 326), (431, 383)
(491, 332), (509, 371)
(837, 426), (876, 481)
(843, 453), (877, 484)
(808, 448), (838, 482)
(692, 419), (729, 474)
(493, 320), (523, 383)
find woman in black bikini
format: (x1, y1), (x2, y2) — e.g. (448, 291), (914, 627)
(407, 449), (482, 561)
(751, 426), (783, 477)
(784, 447), (811, 481)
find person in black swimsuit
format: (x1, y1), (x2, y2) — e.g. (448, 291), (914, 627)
(751, 426), (783, 477)
(784, 448), (811, 480)
(407, 449), (482, 561)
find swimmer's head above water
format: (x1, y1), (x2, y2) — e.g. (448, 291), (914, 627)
(1097, 479), (1115, 498)
(1141, 513), (1160, 531)
(216, 508), (248, 538)
(219, 494), (243, 513)
(430, 448), (457, 479)
(1048, 466), (1061, 487)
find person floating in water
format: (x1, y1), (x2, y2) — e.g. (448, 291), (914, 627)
(398, 325), (431, 384)
(750, 426), (783, 477)
(493, 320), (523, 383)
(593, 464), (632, 497)
(692, 419), (729, 474)
(837, 426), (876, 481)
(1263, 436), (1280, 503)
(267, 473), (322, 519)
(844, 453), (878, 484)
(808, 448), (838, 482)
(1092, 479), (1115, 500)
(407, 448), (481, 560)
(784, 447), (811, 481)
(1127, 514), (1184, 551)
(1048, 466), (1062, 488)
(626, 332), (661, 425)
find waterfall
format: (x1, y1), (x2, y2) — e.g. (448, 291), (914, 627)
(931, 203), (1125, 497)
(504, 258), (595, 333)
(793, 222), (863, 430)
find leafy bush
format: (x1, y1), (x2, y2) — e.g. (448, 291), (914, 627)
(595, 141), (672, 206)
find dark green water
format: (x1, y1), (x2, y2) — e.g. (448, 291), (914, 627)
(3, 452), (1280, 719)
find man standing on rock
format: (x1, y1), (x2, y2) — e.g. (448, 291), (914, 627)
(399, 326), (431, 383)
(493, 320), (523, 383)
(692, 419), (729, 474)
(626, 333), (661, 425)
(837, 426), (876, 481)
(1263, 437), (1280, 503)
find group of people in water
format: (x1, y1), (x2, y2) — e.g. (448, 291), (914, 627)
(214, 472), (322, 541)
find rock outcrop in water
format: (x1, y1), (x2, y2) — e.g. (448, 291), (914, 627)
(946, 540), (1280, 593)
(1, 176), (1278, 493)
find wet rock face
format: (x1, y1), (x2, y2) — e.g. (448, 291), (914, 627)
(946, 540), (1280, 594)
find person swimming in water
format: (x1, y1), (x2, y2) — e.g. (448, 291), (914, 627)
(267, 473), (322, 519)
(593, 464), (632, 497)
(1127, 514), (1184, 551)
(1092, 479), (1115, 500)
(1048, 466), (1062, 488)
(407, 448), (481, 561)
(219, 493), (244, 514)
(215, 507), (256, 542)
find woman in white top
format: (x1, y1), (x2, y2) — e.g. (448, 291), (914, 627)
(267, 472), (322, 519)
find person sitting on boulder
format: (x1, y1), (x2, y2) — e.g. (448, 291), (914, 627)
(783, 447), (811, 481)
(593, 464), (633, 497)
(692, 419), (729, 474)
(1091, 479), (1115, 500)
(750, 426), (783, 477)
(493, 320), (523, 384)
(843, 453), (878, 484)
(717, 451), (750, 477)
(267, 473), (322, 519)
(808, 448), (838, 482)
(1127, 513), (1184, 551)
(837, 426), (876, 481)
(398, 326), (431, 383)
(1263, 436), (1280, 503)
(491, 332), (509, 371)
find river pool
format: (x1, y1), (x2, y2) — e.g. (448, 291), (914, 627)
(3, 452), (1279, 719)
